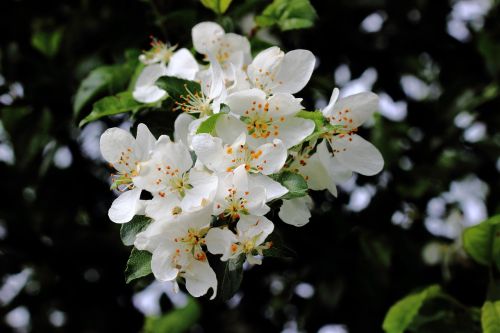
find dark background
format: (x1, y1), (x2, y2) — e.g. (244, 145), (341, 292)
(1, 0), (500, 332)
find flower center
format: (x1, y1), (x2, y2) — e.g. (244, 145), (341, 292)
(176, 85), (212, 117)
(141, 38), (177, 63)
(222, 188), (250, 220)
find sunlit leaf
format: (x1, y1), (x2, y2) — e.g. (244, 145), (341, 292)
(383, 285), (442, 333)
(79, 92), (149, 127)
(256, 0), (317, 31)
(482, 301), (500, 333)
(31, 28), (64, 58)
(143, 298), (201, 333)
(463, 215), (500, 268)
(200, 0), (233, 14)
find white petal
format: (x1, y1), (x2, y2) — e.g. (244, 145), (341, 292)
(330, 134), (384, 176)
(278, 196), (313, 227)
(232, 164), (249, 190)
(100, 127), (139, 169)
(183, 169), (218, 210)
(145, 194), (182, 221)
(174, 113), (195, 145)
(152, 247), (178, 281)
(250, 139), (287, 175)
(268, 93), (303, 117)
(223, 33), (251, 65)
(165, 48), (199, 80)
(237, 215), (274, 245)
(191, 133), (224, 171)
(136, 123), (156, 160)
(225, 88), (267, 116)
(108, 188), (142, 223)
(133, 64), (168, 103)
(274, 49), (315, 94)
(247, 46), (283, 84)
(331, 92), (379, 128)
(276, 117), (315, 148)
(133, 86), (167, 104)
(184, 259), (217, 299)
(316, 140), (352, 195)
(299, 154), (331, 192)
(205, 227), (238, 261)
(192, 22), (224, 54)
(245, 187), (270, 216)
(249, 174), (288, 201)
(215, 114), (247, 145)
(203, 52), (225, 100)
(321, 87), (340, 118)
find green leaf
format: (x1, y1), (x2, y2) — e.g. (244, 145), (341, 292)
(200, 0), (233, 14)
(125, 248), (152, 284)
(120, 215), (152, 246)
(463, 215), (500, 267)
(382, 285), (442, 333)
(79, 91), (147, 127)
(155, 76), (201, 104)
(143, 298), (201, 333)
(196, 113), (224, 135)
(256, 0), (317, 31)
(263, 231), (295, 258)
(482, 301), (500, 333)
(270, 171), (308, 199)
(218, 255), (245, 301)
(31, 28), (64, 58)
(73, 54), (139, 117)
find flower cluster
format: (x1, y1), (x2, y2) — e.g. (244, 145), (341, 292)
(100, 21), (384, 299)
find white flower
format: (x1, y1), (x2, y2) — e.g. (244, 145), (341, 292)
(192, 21), (251, 78)
(177, 54), (225, 116)
(213, 165), (270, 220)
(100, 123), (156, 224)
(133, 136), (218, 221)
(289, 140), (352, 197)
(133, 48), (199, 104)
(278, 196), (313, 227)
(135, 207), (217, 299)
(247, 46), (315, 95)
(205, 215), (274, 265)
(322, 88), (384, 176)
(192, 132), (287, 175)
(225, 88), (315, 148)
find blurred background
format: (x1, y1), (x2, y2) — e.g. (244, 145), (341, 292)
(1, 0), (500, 332)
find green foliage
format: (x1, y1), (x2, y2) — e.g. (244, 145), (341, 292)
(200, 0), (233, 14)
(120, 216), (152, 246)
(196, 113), (224, 134)
(79, 92), (148, 127)
(73, 53), (139, 117)
(218, 255), (245, 301)
(143, 298), (201, 333)
(271, 171), (308, 199)
(256, 0), (317, 31)
(383, 285), (443, 333)
(482, 301), (500, 333)
(125, 248), (153, 283)
(155, 76), (201, 104)
(463, 215), (500, 268)
(31, 28), (63, 58)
